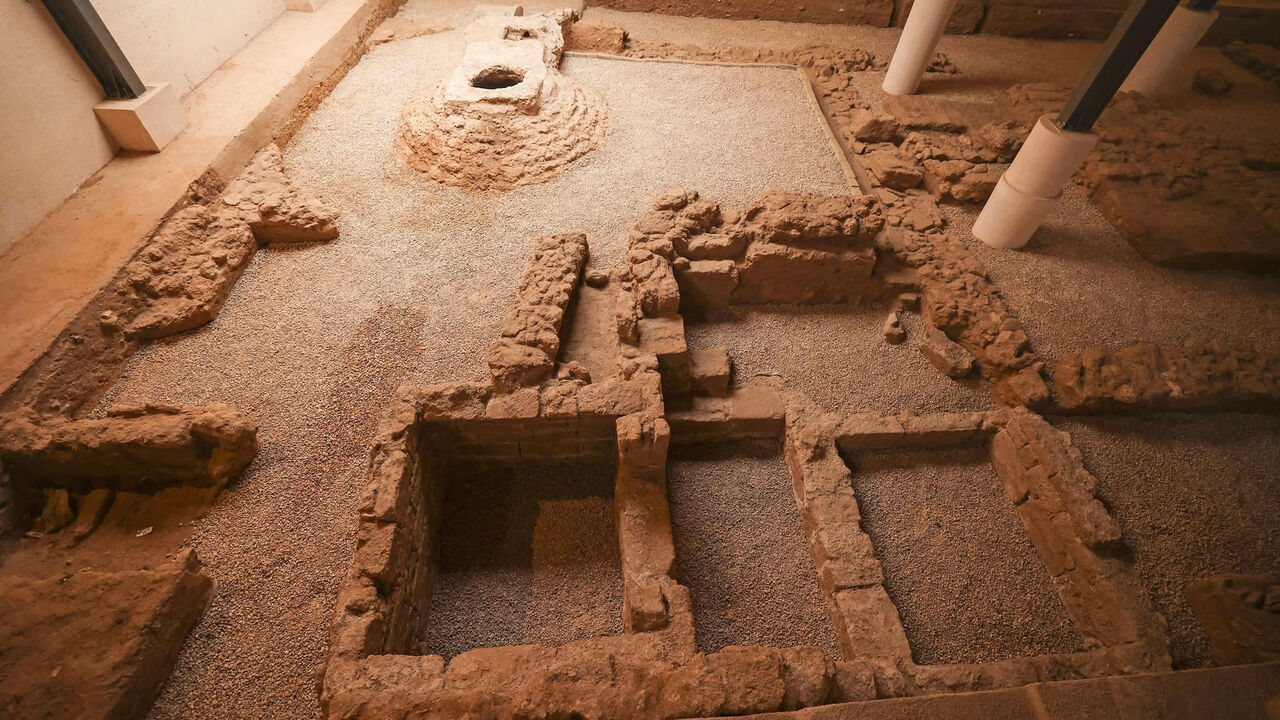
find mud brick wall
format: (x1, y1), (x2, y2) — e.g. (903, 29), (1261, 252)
(339, 390), (446, 660)
(0, 403), (258, 496)
(989, 409), (1170, 672)
(1054, 341), (1280, 414)
(448, 416), (619, 465)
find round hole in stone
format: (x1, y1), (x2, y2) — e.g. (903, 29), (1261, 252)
(471, 67), (525, 90)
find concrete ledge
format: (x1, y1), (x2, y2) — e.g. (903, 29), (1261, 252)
(0, 0), (401, 401)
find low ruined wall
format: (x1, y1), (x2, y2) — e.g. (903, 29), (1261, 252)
(590, 0), (1274, 43)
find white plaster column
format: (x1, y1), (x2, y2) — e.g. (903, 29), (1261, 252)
(1120, 4), (1219, 96)
(882, 0), (959, 96)
(972, 115), (1099, 249)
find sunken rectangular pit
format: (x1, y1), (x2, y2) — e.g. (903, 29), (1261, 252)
(842, 446), (1084, 665)
(417, 457), (624, 658)
(668, 441), (841, 656)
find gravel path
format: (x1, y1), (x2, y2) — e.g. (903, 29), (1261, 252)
(1054, 414), (1280, 669)
(668, 443), (842, 657)
(419, 463), (623, 659)
(846, 447), (1085, 665)
(91, 25), (848, 719)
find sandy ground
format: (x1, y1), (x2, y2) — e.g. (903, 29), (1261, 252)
(1055, 413), (1280, 670)
(420, 463), (623, 658)
(845, 447), (1084, 665)
(667, 443), (842, 657)
(686, 307), (992, 416)
(86, 22), (849, 720)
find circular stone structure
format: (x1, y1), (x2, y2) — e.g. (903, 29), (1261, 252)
(397, 15), (610, 191)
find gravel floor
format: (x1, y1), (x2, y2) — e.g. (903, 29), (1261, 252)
(846, 447), (1085, 665)
(686, 306), (992, 416)
(90, 26), (848, 720)
(419, 463), (622, 658)
(1054, 413), (1280, 670)
(667, 443), (842, 657)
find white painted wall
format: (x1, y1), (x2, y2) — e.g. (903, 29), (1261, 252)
(0, 0), (285, 254)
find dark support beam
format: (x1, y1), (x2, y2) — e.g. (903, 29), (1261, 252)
(1056, 0), (1181, 132)
(41, 0), (146, 100)
(1185, 0), (1218, 11)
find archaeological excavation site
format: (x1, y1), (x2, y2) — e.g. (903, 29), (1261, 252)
(3, 0), (1280, 718)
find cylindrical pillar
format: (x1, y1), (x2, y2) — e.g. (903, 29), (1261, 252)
(882, 0), (959, 96)
(1119, 4), (1219, 96)
(972, 115), (1100, 249)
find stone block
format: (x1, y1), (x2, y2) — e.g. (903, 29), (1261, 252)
(832, 586), (913, 661)
(679, 232), (747, 261)
(734, 243), (876, 305)
(919, 325), (975, 378)
(0, 404), (258, 493)
(636, 316), (688, 368)
(93, 83), (186, 153)
(863, 148), (924, 190)
(676, 260), (738, 309)
(485, 387), (541, 419)
(710, 646), (786, 715)
(779, 646), (832, 710)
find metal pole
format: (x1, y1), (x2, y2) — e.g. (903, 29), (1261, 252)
(41, 0), (146, 100)
(1056, 0), (1182, 132)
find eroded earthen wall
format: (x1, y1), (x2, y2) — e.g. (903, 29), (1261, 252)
(589, 0), (1277, 44)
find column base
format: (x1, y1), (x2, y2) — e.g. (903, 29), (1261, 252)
(972, 176), (1059, 249)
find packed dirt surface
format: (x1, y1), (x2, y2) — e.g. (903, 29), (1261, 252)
(668, 443), (842, 657)
(846, 447), (1085, 665)
(1055, 414), (1280, 670)
(418, 463), (623, 658)
(90, 21), (848, 720)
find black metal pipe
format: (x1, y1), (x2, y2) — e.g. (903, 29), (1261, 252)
(41, 0), (146, 100)
(1056, 0), (1181, 133)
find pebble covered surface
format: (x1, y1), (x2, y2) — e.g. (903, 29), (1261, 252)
(419, 463), (623, 659)
(1055, 413), (1280, 669)
(88, 23), (849, 719)
(846, 447), (1085, 665)
(667, 443), (842, 658)
(686, 307), (992, 416)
